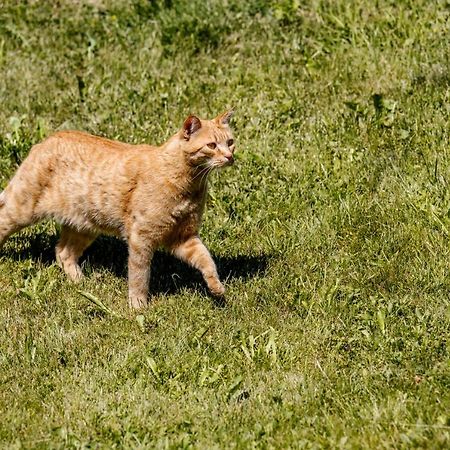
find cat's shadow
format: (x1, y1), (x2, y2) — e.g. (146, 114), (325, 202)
(3, 232), (269, 298)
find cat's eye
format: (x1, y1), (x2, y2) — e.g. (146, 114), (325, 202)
(227, 139), (234, 147)
(207, 142), (217, 149)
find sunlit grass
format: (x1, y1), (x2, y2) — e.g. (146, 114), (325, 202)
(1, 0), (450, 447)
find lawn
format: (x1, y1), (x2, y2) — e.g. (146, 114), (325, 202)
(1, 0), (450, 448)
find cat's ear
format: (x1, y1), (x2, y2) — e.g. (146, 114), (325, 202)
(183, 115), (202, 140)
(215, 109), (234, 126)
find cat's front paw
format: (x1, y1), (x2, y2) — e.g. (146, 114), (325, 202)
(209, 281), (225, 297)
(128, 295), (148, 309)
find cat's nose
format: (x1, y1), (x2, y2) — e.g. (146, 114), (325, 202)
(223, 152), (234, 164)
(223, 150), (233, 161)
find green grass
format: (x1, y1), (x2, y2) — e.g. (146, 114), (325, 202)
(1, 0), (450, 447)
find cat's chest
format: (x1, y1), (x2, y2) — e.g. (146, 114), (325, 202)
(169, 196), (201, 222)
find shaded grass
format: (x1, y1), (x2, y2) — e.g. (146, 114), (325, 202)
(1, 0), (450, 448)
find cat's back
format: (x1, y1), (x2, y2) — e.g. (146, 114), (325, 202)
(41, 130), (150, 155)
(23, 130), (158, 177)
(18, 130), (159, 202)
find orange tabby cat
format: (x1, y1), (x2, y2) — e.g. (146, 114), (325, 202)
(0, 111), (235, 308)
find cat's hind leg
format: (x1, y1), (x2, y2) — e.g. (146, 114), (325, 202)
(171, 235), (225, 297)
(56, 225), (97, 281)
(0, 192), (10, 246)
(0, 191), (34, 248)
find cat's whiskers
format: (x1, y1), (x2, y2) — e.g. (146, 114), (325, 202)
(210, 160), (225, 170)
(191, 162), (213, 183)
(199, 165), (214, 185)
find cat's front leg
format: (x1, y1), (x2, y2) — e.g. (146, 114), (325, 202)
(172, 236), (225, 297)
(127, 233), (154, 309)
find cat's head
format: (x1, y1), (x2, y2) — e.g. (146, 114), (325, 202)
(181, 111), (235, 169)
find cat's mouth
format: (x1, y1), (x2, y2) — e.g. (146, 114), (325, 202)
(207, 156), (235, 171)
(220, 156), (234, 167)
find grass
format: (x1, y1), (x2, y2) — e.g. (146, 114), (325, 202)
(1, 0), (450, 447)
